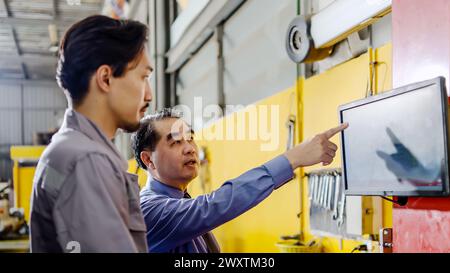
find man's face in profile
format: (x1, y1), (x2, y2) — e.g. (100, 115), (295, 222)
(150, 118), (200, 184)
(109, 50), (153, 133)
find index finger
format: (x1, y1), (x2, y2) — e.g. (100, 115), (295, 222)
(323, 123), (349, 139)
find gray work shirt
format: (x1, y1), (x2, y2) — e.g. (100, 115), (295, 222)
(30, 109), (147, 253)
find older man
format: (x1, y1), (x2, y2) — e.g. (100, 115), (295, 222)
(132, 109), (347, 253)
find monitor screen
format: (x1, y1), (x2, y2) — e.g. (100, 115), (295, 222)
(339, 77), (450, 197)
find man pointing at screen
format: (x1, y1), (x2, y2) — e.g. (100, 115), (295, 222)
(132, 109), (348, 253)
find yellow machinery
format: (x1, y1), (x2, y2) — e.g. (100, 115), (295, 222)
(10, 146), (46, 223)
(0, 146), (45, 252)
(127, 158), (148, 189)
(9, 145), (149, 223)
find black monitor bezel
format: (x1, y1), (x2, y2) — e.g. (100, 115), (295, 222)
(338, 76), (450, 197)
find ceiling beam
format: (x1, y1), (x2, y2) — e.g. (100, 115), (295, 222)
(0, 53), (57, 64)
(9, 27), (20, 55)
(8, 26), (30, 79)
(20, 63), (29, 79)
(0, 0), (11, 17)
(0, 17), (73, 28)
(0, 78), (58, 87)
(1, 0), (30, 80)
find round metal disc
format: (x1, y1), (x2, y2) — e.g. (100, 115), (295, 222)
(285, 16), (311, 63)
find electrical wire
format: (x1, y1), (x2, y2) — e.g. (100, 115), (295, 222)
(351, 244), (368, 253)
(376, 61), (388, 92)
(365, 60), (388, 98)
(379, 196), (408, 206)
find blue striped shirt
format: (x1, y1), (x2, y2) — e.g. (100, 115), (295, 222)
(140, 155), (294, 253)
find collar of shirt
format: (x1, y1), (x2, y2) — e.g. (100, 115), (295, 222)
(146, 178), (186, 199)
(60, 108), (128, 171)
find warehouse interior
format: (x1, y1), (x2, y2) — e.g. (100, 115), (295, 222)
(0, 0), (449, 253)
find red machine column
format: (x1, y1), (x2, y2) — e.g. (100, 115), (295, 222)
(392, 0), (450, 253)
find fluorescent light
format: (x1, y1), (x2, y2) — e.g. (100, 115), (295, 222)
(171, 0), (211, 47)
(311, 0), (392, 49)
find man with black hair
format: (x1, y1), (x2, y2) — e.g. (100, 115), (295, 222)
(30, 15), (152, 253)
(132, 109), (348, 253)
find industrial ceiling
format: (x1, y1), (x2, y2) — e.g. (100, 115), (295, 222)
(0, 0), (104, 82)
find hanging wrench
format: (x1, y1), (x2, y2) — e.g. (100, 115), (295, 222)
(332, 174), (341, 220)
(316, 175), (323, 207)
(327, 175), (333, 210)
(309, 174), (317, 204)
(311, 175), (316, 205)
(325, 175), (330, 210)
(308, 175), (313, 201)
(337, 186), (346, 227)
(323, 175), (330, 209)
(327, 174), (335, 211)
(313, 174), (319, 205)
(319, 175), (327, 208)
(325, 175), (333, 210)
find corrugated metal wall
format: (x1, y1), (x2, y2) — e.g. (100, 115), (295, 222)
(0, 82), (66, 181)
(176, 37), (218, 129)
(0, 84), (22, 146)
(222, 0), (297, 106)
(0, 147), (12, 182)
(175, 0), (297, 128)
(0, 83), (66, 146)
(22, 85), (66, 144)
(0, 84), (21, 181)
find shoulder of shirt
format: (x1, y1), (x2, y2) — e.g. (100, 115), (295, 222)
(39, 129), (117, 177)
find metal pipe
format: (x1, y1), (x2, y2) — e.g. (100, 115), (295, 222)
(154, 0), (172, 109)
(216, 24), (225, 110)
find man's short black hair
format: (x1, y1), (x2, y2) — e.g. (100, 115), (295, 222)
(56, 15), (148, 105)
(131, 108), (182, 170)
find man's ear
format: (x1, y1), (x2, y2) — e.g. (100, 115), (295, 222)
(140, 150), (155, 170)
(95, 65), (113, 93)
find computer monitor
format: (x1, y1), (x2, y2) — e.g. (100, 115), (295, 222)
(339, 77), (450, 197)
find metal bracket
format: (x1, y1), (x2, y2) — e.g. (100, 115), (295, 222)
(379, 228), (393, 253)
(286, 15), (333, 64)
(286, 115), (296, 151)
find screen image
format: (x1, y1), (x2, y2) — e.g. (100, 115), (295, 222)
(339, 77), (450, 197)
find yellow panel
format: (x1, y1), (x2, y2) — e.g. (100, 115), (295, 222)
(374, 44), (393, 96)
(15, 167), (36, 223)
(10, 145), (151, 223)
(301, 43), (393, 252)
(189, 87), (301, 253)
(10, 146), (46, 223)
(127, 159), (148, 189)
(301, 54), (369, 252)
(10, 146), (46, 160)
